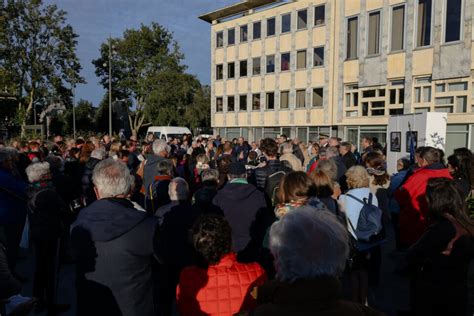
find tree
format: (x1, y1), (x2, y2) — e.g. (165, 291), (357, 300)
(1, 0), (84, 137)
(60, 99), (96, 134)
(93, 23), (184, 138)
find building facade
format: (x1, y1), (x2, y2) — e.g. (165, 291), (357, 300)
(200, 0), (474, 154)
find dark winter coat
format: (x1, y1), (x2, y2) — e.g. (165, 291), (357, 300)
(143, 155), (166, 195)
(342, 151), (357, 170)
(213, 181), (267, 252)
(71, 198), (159, 316)
(251, 277), (385, 316)
(81, 157), (101, 205)
(252, 160), (290, 190)
(0, 168), (27, 225)
(0, 238), (21, 300)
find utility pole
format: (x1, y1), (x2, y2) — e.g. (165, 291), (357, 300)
(108, 35), (113, 137)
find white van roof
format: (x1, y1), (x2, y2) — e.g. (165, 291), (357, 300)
(147, 126), (191, 134)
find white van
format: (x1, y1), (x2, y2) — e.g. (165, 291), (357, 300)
(146, 126), (192, 142)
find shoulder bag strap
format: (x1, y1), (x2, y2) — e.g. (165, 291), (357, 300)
(345, 193), (365, 205)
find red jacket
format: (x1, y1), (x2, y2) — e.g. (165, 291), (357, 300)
(176, 253), (266, 316)
(395, 163), (452, 246)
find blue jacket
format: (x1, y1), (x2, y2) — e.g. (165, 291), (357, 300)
(388, 169), (408, 214)
(0, 168), (27, 225)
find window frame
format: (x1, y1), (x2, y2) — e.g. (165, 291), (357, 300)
(390, 4), (406, 52)
(216, 31), (224, 48)
(228, 28), (235, 46)
(443, 0), (464, 44)
(253, 21), (261, 40)
(367, 10), (382, 56)
(267, 17), (276, 37)
(252, 57), (261, 76)
(281, 13), (292, 34)
(252, 93), (261, 111)
(280, 91), (289, 109)
(281, 52), (291, 72)
(296, 50), (307, 70)
(313, 46), (325, 67)
(297, 9), (308, 30)
(239, 95), (247, 111)
(314, 4), (325, 26)
(414, 0), (434, 48)
(216, 97), (223, 112)
(227, 96), (235, 112)
(266, 54), (275, 74)
(240, 24), (248, 43)
(346, 15), (359, 60)
(216, 64), (223, 80)
(296, 89), (306, 108)
(266, 92), (275, 110)
(240, 60), (248, 77)
(228, 62), (235, 79)
(312, 87), (324, 108)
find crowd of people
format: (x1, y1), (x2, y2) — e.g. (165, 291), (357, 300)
(0, 132), (473, 316)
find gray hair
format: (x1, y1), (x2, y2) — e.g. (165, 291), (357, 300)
(315, 159), (338, 181)
(282, 142), (293, 154)
(152, 139), (170, 156)
(201, 169), (219, 183)
(92, 159), (134, 198)
(91, 147), (106, 160)
(25, 162), (51, 183)
(156, 159), (173, 176)
(326, 146), (339, 158)
(168, 177), (189, 201)
(269, 206), (349, 282)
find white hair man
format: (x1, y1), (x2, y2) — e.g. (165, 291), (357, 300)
(326, 146), (347, 187)
(252, 207), (384, 315)
(71, 159), (158, 316)
(279, 142), (302, 171)
(143, 139), (171, 197)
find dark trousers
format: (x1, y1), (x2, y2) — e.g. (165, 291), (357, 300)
(157, 264), (181, 316)
(33, 239), (59, 307)
(3, 221), (25, 270)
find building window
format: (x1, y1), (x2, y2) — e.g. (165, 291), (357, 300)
(297, 9), (307, 29)
(239, 95), (247, 111)
(240, 60), (247, 77)
(315, 5), (325, 26)
(416, 0), (432, 47)
(414, 77), (432, 104)
(314, 47), (324, 67)
(266, 55), (275, 73)
(347, 16), (358, 59)
(252, 57), (261, 75)
(240, 25), (248, 42)
(253, 21), (261, 40)
(281, 52), (290, 71)
(280, 91), (289, 109)
(445, 0), (462, 42)
(216, 64), (223, 80)
(252, 94), (261, 110)
(216, 97), (223, 112)
(228, 62), (235, 79)
(313, 88), (324, 107)
(266, 92), (275, 109)
(267, 17), (276, 36)
(282, 13), (291, 33)
(296, 90), (306, 108)
(391, 5), (405, 51)
(228, 96), (235, 111)
(368, 11), (381, 55)
(216, 31), (223, 48)
(228, 28), (235, 45)
(297, 50), (306, 69)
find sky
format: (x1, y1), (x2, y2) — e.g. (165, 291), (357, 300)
(44, 0), (236, 106)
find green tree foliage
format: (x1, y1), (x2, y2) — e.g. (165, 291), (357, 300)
(61, 99), (96, 134)
(0, 0), (84, 137)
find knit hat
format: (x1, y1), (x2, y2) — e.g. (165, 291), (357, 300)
(228, 162), (246, 176)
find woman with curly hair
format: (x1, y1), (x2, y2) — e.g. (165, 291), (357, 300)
(176, 215), (266, 316)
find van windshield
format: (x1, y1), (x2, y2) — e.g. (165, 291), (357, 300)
(167, 133), (187, 140)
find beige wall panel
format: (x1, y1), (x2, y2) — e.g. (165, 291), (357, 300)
(447, 114), (474, 124)
(227, 49), (235, 62)
(214, 82), (224, 96)
(264, 75), (276, 91)
(251, 78), (262, 92)
(312, 28), (326, 47)
(238, 113), (248, 125)
(215, 114), (224, 126)
(264, 112), (275, 125)
(295, 31), (309, 50)
(238, 79), (247, 93)
(215, 51), (224, 64)
(294, 109), (307, 125)
(279, 73), (292, 90)
(251, 42), (262, 57)
(226, 82), (235, 95)
(310, 109), (325, 125)
(265, 38), (276, 54)
(343, 60), (359, 83)
(295, 71), (307, 89)
(387, 53), (406, 78)
(345, 0), (361, 16)
(279, 110), (291, 125)
(366, 0), (384, 11)
(250, 113), (261, 126)
(226, 114), (236, 127)
(341, 117), (389, 125)
(389, 0), (406, 6)
(311, 68), (325, 86)
(239, 45), (248, 59)
(279, 37), (291, 53)
(412, 49), (434, 76)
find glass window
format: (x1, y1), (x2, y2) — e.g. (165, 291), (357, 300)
(216, 97), (223, 112)
(391, 5), (405, 51)
(239, 95), (247, 111)
(415, 87), (421, 103)
(456, 96), (467, 113)
(216, 64), (223, 80)
(216, 31), (224, 47)
(363, 90), (376, 98)
(252, 57), (261, 75)
(266, 92), (275, 109)
(266, 55), (275, 73)
(313, 88), (324, 107)
(240, 25), (248, 42)
(446, 125), (468, 156)
(435, 97), (454, 105)
(416, 0), (432, 47)
(368, 11), (381, 55)
(281, 52), (290, 71)
(448, 82), (468, 91)
(423, 87), (431, 102)
(313, 47), (324, 66)
(280, 91), (289, 109)
(228, 62), (235, 79)
(347, 17), (358, 59)
(228, 28), (235, 45)
(399, 88), (405, 103)
(435, 106), (453, 113)
(282, 14), (291, 33)
(435, 84), (446, 92)
(297, 50), (306, 69)
(297, 128), (308, 144)
(227, 96), (235, 111)
(267, 17), (276, 36)
(253, 21), (261, 40)
(296, 90), (306, 108)
(315, 5), (325, 26)
(240, 60), (247, 77)
(389, 89), (397, 104)
(445, 0), (462, 42)
(252, 94), (261, 110)
(297, 9), (307, 29)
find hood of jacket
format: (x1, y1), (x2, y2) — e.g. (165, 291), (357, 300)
(72, 198), (148, 242)
(85, 157), (101, 170)
(219, 182), (260, 201)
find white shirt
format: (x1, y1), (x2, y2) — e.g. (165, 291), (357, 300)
(339, 187), (378, 239)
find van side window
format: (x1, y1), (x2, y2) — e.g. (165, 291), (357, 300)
(161, 134), (166, 140)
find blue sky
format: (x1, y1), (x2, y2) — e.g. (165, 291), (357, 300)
(45, 0), (235, 106)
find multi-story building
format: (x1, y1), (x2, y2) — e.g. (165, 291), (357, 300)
(200, 0), (473, 154)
